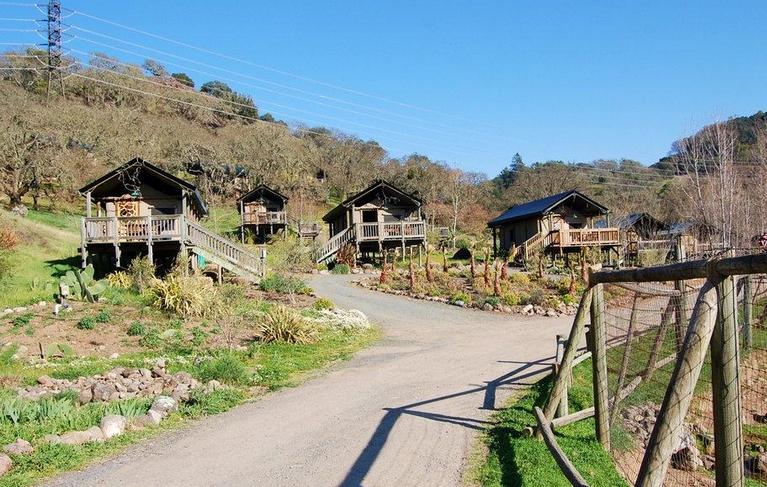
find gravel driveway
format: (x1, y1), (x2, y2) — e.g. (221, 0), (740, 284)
(48, 275), (574, 487)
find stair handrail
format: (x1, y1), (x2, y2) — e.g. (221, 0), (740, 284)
(186, 220), (264, 276)
(317, 225), (354, 262)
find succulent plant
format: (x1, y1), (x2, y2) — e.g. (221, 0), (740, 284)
(60, 264), (107, 302)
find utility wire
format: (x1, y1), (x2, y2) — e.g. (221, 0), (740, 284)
(70, 7), (508, 132)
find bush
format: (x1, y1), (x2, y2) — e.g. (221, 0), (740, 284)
(106, 271), (132, 289)
(509, 272), (530, 284)
(11, 313), (32, 329)
(521, 289), (546, 306)
(484, 296), (500, 307)
(312, 298), (335, 310)
(259, 273), (311, 295)
(139, 328), (161, 348)
(149, 274), (218, 317)
(127, 256), (155, 293)
(331, 263), (350, 275)
(181, 387), (245, 418)
(76, 316), (96, 330)
(449, 291), (472, 305)
(266, 235), (315, 273)
(196, 353), (250, 385)
(258, 305), (319, 344)
(95, 309), (110, 323)
(127, 321), (146, 336)
(501, 291), (521, 306)
(0, 222), (18, 280)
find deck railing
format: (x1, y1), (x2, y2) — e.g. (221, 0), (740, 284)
(557, 228), (620, 247)
(186, 221), (264, 276)
(83, 215), (183, 242)
(356, 221), (426, 241)
(242, 211), (286, 225)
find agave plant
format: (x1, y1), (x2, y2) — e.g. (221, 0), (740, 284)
(60, 264), (107, 302)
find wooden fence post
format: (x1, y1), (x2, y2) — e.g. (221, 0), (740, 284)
(711, 275), (744, 487)
(590, 283), (610, 450)
(643, 298), (675, 381)
(555, 334), (568, 418)
(543, 288), (594, 423)
(674, 280), (687, 351)
(743, 275), (753, 350)
(636, 279), (720, 487)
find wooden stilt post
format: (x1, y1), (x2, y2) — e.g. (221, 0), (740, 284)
(146, 215), (154, 266)
(743, 275), (753, 350)
(636, 279), (720, 487)
(711, 275), (744, 487)
(589, 283), (610, 450)
(80, 217), (88, 268)
(543, 288), (594, 423)
(674, 280), (687, 351)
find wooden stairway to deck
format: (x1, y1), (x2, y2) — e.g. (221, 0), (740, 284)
(316, 226), (354, 264)
(186, 221), (265, 280)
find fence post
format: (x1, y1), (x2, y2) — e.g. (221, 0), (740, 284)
(636, 279), (720, 487)
(555, 334), (568, 418)
(610, 295), (638, 428)
(543, 288), (594, 423)
(589, 283), (610, 450)
(743, 275), (753, 350)
(643, 298), (675, 381)
(674, 280), (687, 351)
(711, 275), (744, 487)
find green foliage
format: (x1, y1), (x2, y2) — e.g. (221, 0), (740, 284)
(170, 72), (194, 88)
(265, 236), (315, 273)
(44, 343), (74, 359)
(76, 316), (96, 330)
(509, 272), (531, 284)
(331, 263), (350, 275)
(521, 289), (546, 306)
(501, 291), (521, 306)
(138, 329), (161, 348)
(11, 313), (32, 329)
(200, 80), (258, 120)
(94, 309), (110, 323)
(257, 305), (319, 344)
(484, 296), (500, 307)
(449, 291), (472, 305)
(196, 353), (250, 385)
(127, 321), (146, 337)
(259, 273), (311, 295)
(59, 265), (107, 303)
(312, 298), (335, 310)
(149, 273), (218, 317)
(181, 388), (245, 418)
(126, 256), (155, 293)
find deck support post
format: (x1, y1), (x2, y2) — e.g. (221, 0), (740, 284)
(492, 227), (497, 257)
(743, 275), (753, 350)
(239, 199), (244, 243)
(589, 283), (610, 450)
(711, 274), (744, 487)
(112, 216), (121, 268)
(80, 217), (87, 268)
(146, 215), (154, 266)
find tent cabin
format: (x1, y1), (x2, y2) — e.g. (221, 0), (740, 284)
(79, 158), (265, 279)
(317, 180), (426, 263)
(660, 221), (715, 260)
(600, 212), (669, 263)
(488, 190), (620, 261)
(238, 185), (288, 243)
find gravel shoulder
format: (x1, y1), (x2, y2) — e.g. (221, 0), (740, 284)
(47, 275), (574, 487)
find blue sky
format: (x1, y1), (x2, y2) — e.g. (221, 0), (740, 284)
(2, 1), (767, 176)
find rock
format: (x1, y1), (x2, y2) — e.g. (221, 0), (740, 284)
(670, 425), (703, 471)
(78, 387), (93, 405)
(109, 353), (120, 359)
(91, 382), (116, 402)
(522, 304), (534, 315)
(3, 438), (33, 456)
(85, 426), (105, 443)
(482, 303), (494, 312)
(498, 305), (512, 313)
(545, 308), (558, 317)
(0, 454), (11, 476)
(37, 375), (53, 387)
(56, 430), (94, 446)
(453, 300), (466, 308)
(702, 454), (715, 471)
(10, 204), (27, 217)
(154, 358), (167, 369)
(99, 414), (127, 439)
(12, 307), (26, 314)
(136, 409), (163, 427)
(150, 395), (177, 416)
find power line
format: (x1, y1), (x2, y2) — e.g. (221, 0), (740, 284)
(67, 26), (504, 145)
(70, 7), (508, 132)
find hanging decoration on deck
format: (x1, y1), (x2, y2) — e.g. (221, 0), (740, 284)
(117, 160), (143, 198)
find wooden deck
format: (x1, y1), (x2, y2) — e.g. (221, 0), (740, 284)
(522, 228), (620, 260)
(357, 221), (426, 242)
(242, 211), (287, 225)
(82, 215), (184, 243)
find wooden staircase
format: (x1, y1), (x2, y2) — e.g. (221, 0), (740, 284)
(186, 221), (265, 280)
(316, 226), (354, 264)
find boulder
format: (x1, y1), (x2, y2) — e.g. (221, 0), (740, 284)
(56, 430), (93, 446)
(0, 454), (11, 476)
(150, 395), (178, 416)
(85, 426), (105, 443)
(670, 425), (703, 471)
(3, 438), (33, 456)
(522, 304), (534, 315)
(91, 382), (116, 402)
(482, 303), (494, 312)
(99, 414), (127, 439)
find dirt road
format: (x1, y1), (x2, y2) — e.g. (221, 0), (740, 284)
(49, 275), (573, 487)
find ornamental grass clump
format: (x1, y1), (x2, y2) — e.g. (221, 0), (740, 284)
(257, 305), (319, 344)
(149, 273), (218, 317)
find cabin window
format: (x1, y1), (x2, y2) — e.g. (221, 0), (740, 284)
(362, 210), (378, 223)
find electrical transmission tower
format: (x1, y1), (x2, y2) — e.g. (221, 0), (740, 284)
(45, 0), (65, 99)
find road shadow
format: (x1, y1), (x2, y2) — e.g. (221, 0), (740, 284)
(339, 354), (556, 487)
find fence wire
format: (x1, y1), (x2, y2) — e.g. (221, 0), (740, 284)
(597, 275), (767, 486)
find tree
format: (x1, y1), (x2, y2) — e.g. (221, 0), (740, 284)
(171, 72), (194, 88)
(142, 59), (168, 77)
(200, 80), (233, 96)
(494, 152), (524, 190)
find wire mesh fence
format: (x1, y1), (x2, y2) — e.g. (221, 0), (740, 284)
(541, 253), (767, 486)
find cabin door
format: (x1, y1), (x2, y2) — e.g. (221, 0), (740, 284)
(115, 200), (140, 237)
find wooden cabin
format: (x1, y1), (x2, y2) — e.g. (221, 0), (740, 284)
(317, 180), (426, 263)
(237, 185), (288, 243)
(661, 221), (715, 260)
(488, 190), (620, 261)
(602, 212), (670, 264)
(79, 158), (264, 279)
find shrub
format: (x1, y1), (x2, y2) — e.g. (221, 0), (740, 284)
(521, 289), (546, 306)
(106, 271), (132, 289)
(501, 291), (521, 306)
(449, 292), (472, 305)
(127, 321), (146, 336)
(149, 274), (218, 317)
(259, 273), (311, 295)
(331, 263), (350, 275)
(562, 293), (579, 306)
(258, 305), (319, 344)
(484, 296), (501, 307)
(95, 309), (111, 323)
(0, 222), (18, 280)
(139, 328), (162, 348)
(76, 316), (96, 330)
(335, 243), (356, 266)
(181, 387), (245, 418)
(266, 235), (315, 273)
(312, 298), (335, 310)
(509, 272), (530, 284)
(127, 256), (155, 293)
(309, 308), (371, 332)
(11, 313), (32, 329)
(196, 353), (250, 385)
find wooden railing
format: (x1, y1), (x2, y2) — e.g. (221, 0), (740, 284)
(356, 221), (426, 241)
(83, 215), (183, 242)
(186, 221), (264, 277)
(557, 228), (620, 247)
(296, 222), (320, 236)
(317, 226), (355, 263)
(242, 211), (287, 225)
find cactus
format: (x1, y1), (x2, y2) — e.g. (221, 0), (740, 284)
(60, 264), (107, 302)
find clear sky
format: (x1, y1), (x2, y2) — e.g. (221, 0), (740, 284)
(2, 1), (767, 176)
